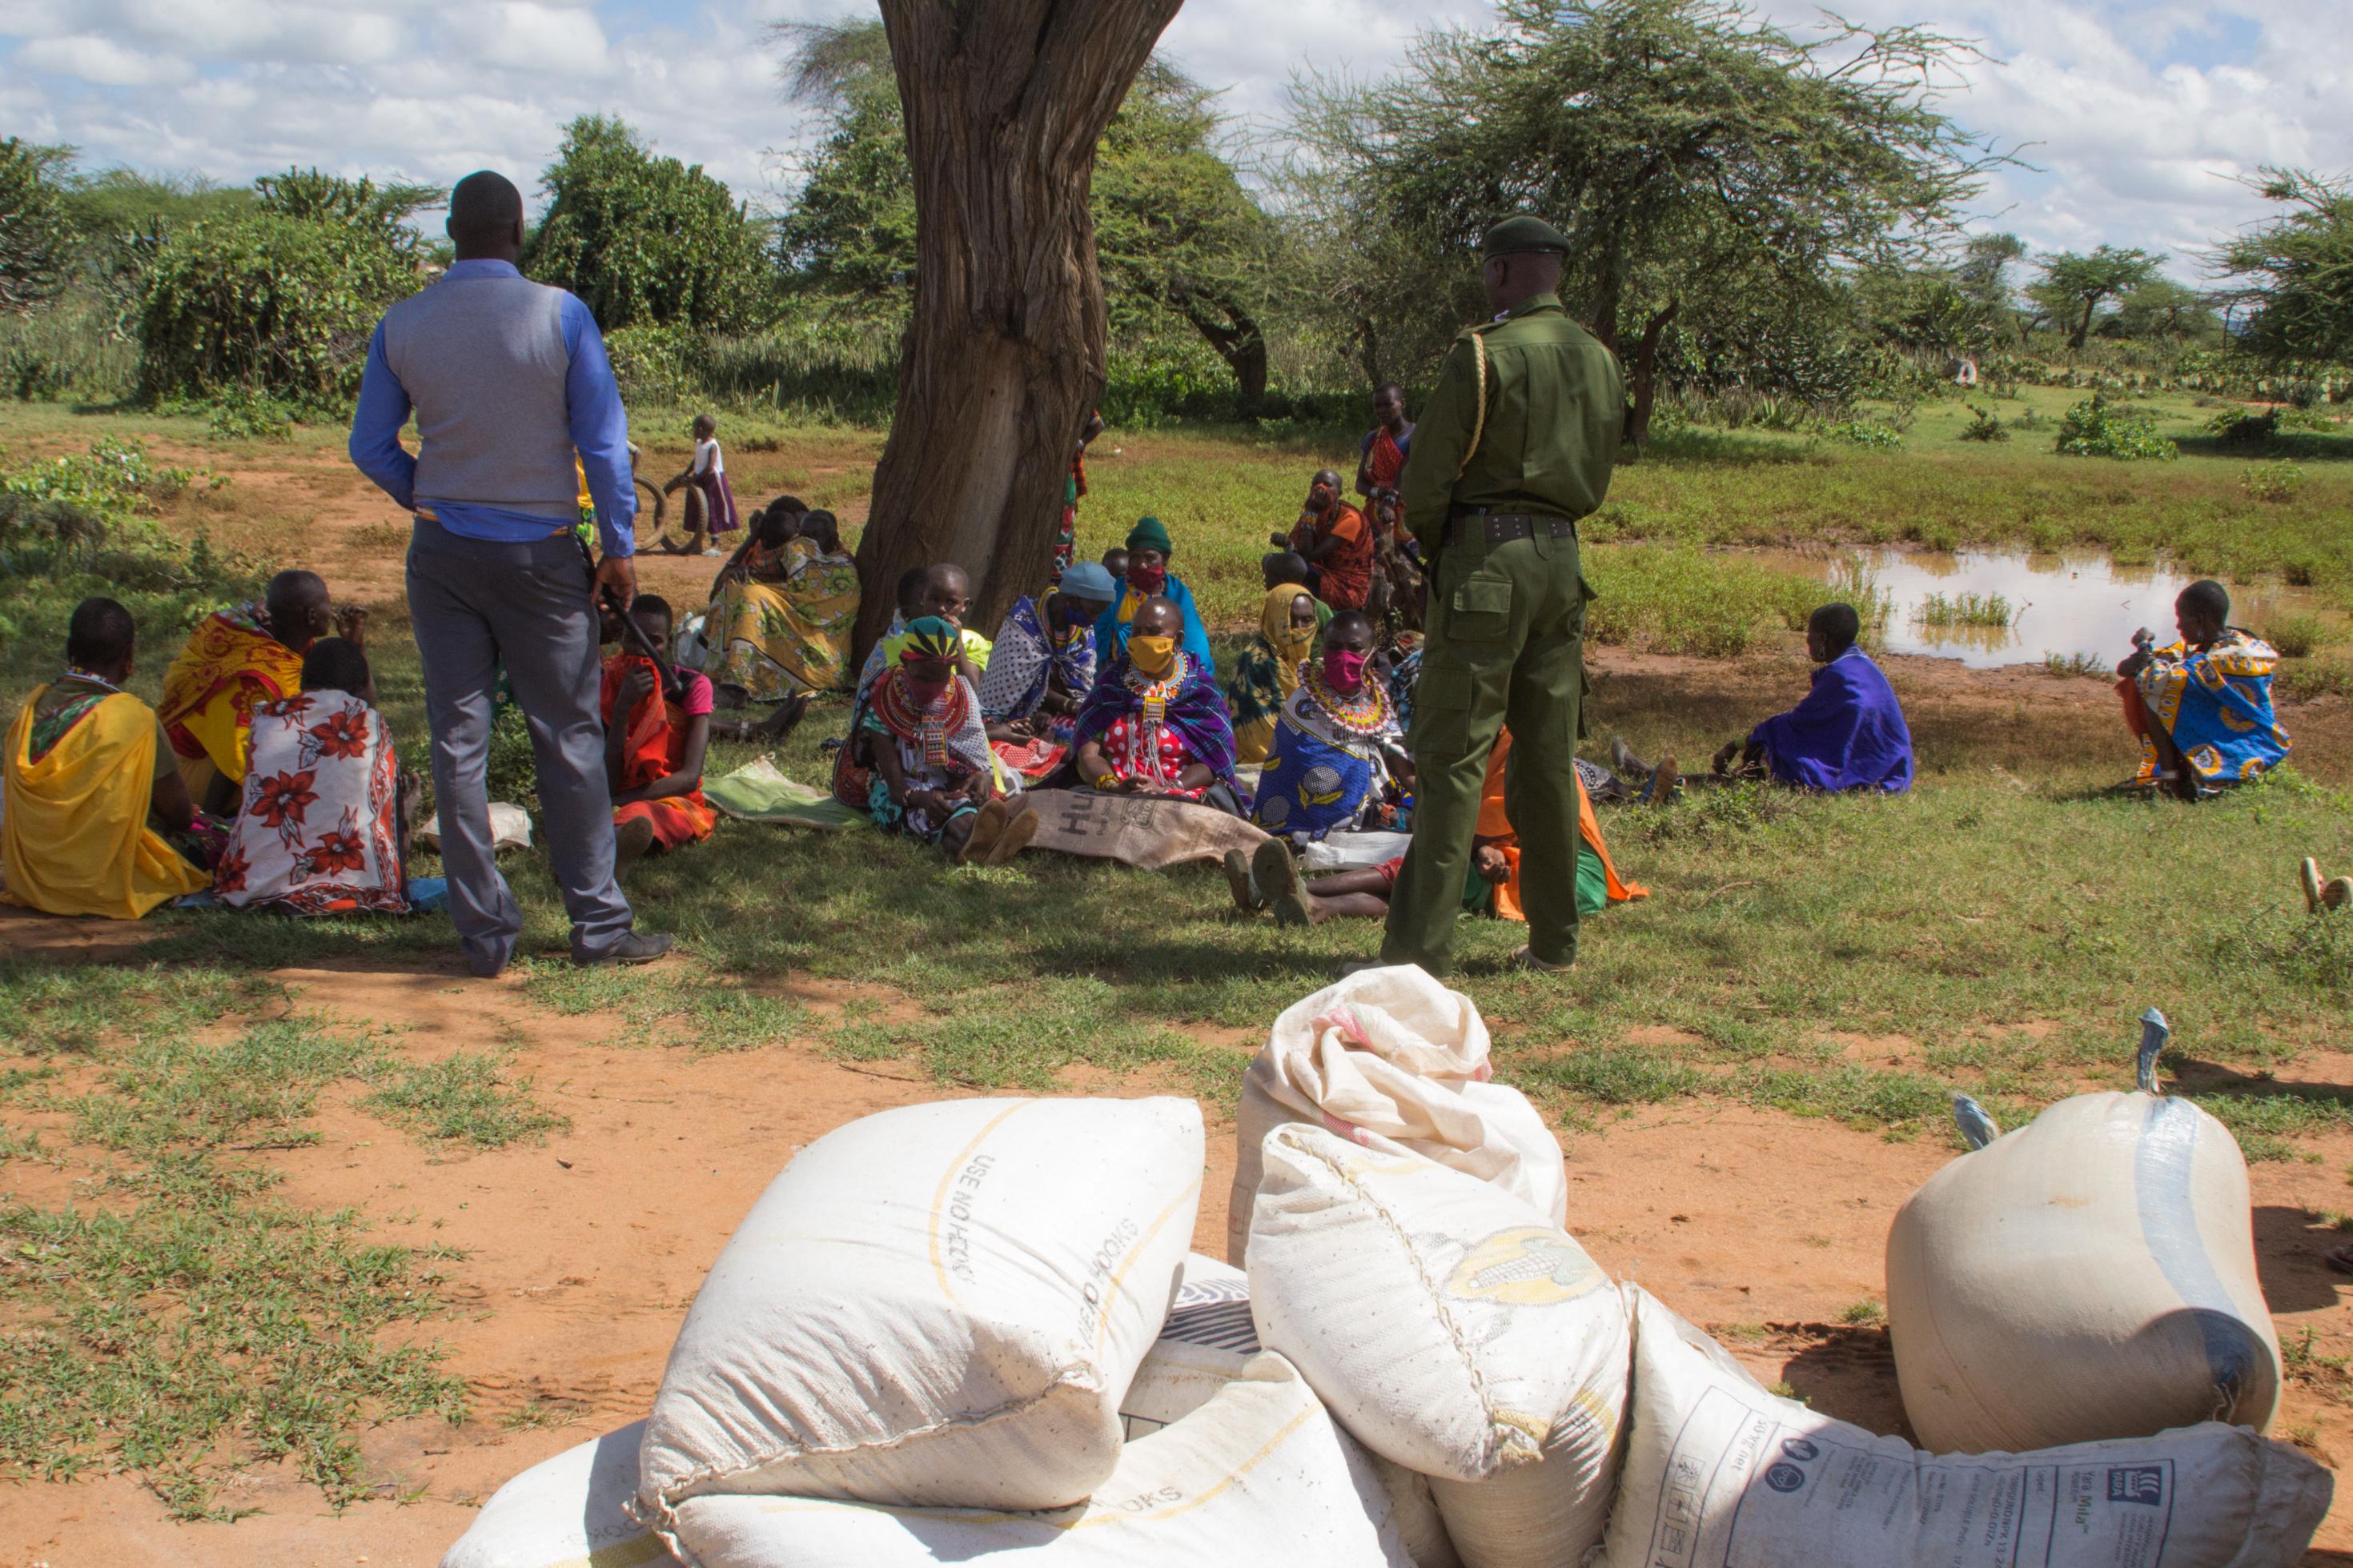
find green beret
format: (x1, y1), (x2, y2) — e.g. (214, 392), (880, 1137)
(1126, 515), (1173, 555)
(1480, 215), (1571, 259)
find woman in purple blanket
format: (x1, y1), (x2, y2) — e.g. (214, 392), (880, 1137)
(1068, 596), (1244, 815)
(1616, 604), (1913, 797)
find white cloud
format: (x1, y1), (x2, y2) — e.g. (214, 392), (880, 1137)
(0, 0), (2343, 279)
(16, 34), (197, 87)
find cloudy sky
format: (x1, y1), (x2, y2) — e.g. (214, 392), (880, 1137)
(3, 0), (2347, 279)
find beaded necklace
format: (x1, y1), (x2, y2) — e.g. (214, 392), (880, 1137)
(1122, 650), (1190, 728)
(1302, 664), (1394, 740)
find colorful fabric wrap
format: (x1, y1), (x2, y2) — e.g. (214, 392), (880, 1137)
(4, 688), (209, 920)
(156, 604), (304, 791)
(1249, 668), (1401, 841)
(216, 690), (410, 915)
(1074, 648), (1238, 788)
(980, 595), (1098, 726)
(2128, 628), (2291, 785)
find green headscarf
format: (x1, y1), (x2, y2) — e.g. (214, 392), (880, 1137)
(1126, 515), (1173, 556)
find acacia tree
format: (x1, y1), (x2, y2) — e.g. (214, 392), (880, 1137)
(1289, 0), (2005, 443)
(847, 0), (1182, 646)
(2214, 168), (2353, 366)
(2034, 246), (2162, 350)
(0, 138), (72, 314)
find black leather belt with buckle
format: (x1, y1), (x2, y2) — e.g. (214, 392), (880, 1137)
(1450, 509), (1577, 547)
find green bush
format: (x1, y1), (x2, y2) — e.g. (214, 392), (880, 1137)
(1957, 403), (2008, 442)
(1819, 417), (1904, 450)
(135, 211), (420, 407)
(206, 385), (294, 442)
(2242, 459), (2305, 503)
(2263, 612), (2328, 659)
(2054, 394), (2178, 460)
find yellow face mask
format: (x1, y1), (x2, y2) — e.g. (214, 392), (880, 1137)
(1129, 634), (1177, 676)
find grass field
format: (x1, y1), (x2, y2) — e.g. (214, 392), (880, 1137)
(5, 395), (2353, 1522)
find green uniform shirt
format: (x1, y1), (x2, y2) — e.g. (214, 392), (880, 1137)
(1399, 293), (1626, 551)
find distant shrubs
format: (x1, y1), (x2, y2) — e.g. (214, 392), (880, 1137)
(2241, 460), (2304, 504)
(206, 385), (295, 442)
(2264, 613), (2328, 660)
(1958, 404), (2009, 442)
(2054, 394), (2178, 460)
(136, 211), (420, 406)
(1821, 417), (1904, 450)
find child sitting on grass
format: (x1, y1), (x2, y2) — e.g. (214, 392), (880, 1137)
(601, 596), (716, 881)
(862, 618), (1001, 860)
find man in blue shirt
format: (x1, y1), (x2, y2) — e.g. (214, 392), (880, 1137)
(350, 170), (668, 976)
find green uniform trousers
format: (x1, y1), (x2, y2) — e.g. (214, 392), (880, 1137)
(1382, 527), (1587, 976)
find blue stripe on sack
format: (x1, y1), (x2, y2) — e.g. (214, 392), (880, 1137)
(1160, 1301), (1263, 1353)
(2134, 1097), (2260, 1414)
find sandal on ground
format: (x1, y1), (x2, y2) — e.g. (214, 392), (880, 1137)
(1254, 839), (1311, 928)
(1223, 848), (1263, 915)
(1509, 944), (1572, 974)
(612, 816), (657, 883)
(958, 798), (1010, 865)
(982, 805), (1040, 866)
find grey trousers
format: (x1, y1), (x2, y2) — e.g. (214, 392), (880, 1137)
(405, 517), (634, 973)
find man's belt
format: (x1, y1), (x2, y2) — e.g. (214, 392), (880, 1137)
(1449, 507), (1577, 547)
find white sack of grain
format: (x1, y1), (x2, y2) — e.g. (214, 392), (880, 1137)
(1887, 1089), (2280, 1455)
(1157, 1252), (1460, 1568)
(634, 1097), (1203, 1538)
(665, 1350), (1417, 1568)
(1599, 1285), (2329, 1568)
(1227, 964), (1565, 1266)
(1247, 1124), (1626, 1568)
(440, 1420), (677, 1568)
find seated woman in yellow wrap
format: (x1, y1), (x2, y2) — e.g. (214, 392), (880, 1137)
(158, 569), (355, 814)
(4, 597), (212, 919)
(709, 502), (862, 710)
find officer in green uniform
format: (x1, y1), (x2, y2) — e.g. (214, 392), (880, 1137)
(1380, 215), (1624, 976)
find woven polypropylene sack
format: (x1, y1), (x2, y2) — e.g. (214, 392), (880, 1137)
(1246, 1124), (1626, 1568)
(1887, 1090), (2280, 1454)
(665, 1351), (1417, 1568)
(1154, 1252), (1460, 1568)
(1600, 1285), (2329, 1568)
(440, 1420), (677, 1568)
(1227, 965), (1566, 1266)
(634, 1097), (1203, 1538)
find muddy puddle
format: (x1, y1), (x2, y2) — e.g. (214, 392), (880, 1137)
(1759, 547), (2336, 668)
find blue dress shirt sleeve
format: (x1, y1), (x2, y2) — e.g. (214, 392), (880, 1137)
(561, 296), (637, 559)
(348, 320), (417, 511)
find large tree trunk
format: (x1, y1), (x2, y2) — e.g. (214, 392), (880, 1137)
(856, 0), (1182, 657)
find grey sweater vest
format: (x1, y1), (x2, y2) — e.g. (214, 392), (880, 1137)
(381, 271), (580, 520)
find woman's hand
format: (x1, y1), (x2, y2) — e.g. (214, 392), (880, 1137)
(333, 605), (369, 647)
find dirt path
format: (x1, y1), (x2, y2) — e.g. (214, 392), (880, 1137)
(2, 948), (2349, 1566)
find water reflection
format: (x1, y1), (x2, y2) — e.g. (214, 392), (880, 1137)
(1801, 548), (2327, 669)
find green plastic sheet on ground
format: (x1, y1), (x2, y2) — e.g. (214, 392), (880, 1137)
(705, 757), (869, 831)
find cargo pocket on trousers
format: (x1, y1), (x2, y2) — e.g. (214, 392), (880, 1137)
(1446, 571), (1513, 642)
(1412, 664), (1476, 761)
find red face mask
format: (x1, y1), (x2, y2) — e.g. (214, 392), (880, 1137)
(1128, 562), (1166, 593)
(901, 668), (952, 704)
(1323, 648), (1369, 690)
